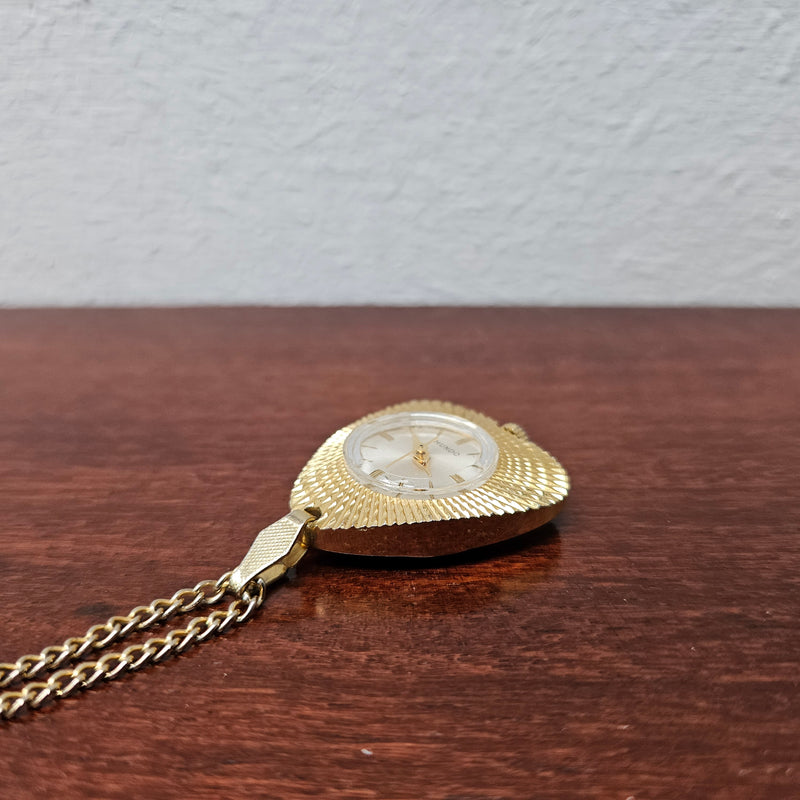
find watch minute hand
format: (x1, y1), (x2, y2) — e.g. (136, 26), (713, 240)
(383, 447), (416, 470)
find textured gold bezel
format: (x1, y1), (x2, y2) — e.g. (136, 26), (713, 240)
(290, 400), (569, 534)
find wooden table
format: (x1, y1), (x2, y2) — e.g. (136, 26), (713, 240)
(0, 308), (797, 799)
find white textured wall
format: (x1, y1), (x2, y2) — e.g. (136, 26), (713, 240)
(1, 1), (798, 307)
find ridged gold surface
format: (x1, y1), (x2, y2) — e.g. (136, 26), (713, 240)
(290, 400), (570, 531)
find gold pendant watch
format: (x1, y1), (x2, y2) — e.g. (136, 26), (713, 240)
(1, 400), (569, 721)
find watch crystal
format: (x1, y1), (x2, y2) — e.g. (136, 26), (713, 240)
(343, 411), (499, 498)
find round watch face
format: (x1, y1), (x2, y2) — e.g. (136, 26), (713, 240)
(343, 411), (499, 499)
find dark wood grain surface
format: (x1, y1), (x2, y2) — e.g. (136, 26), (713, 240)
(0, 308), (797, 800)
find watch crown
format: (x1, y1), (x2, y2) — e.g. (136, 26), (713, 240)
(502, 422), (529, 441)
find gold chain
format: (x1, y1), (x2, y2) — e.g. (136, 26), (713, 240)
(0, 571), (267, 721)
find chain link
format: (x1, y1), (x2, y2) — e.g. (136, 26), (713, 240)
(0, 572), (267, 721)
(0, 574), (230, 689)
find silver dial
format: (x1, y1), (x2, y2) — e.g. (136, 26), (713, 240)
(343, 411), (499, 498)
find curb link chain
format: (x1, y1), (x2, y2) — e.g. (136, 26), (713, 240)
(0, 572), (267, 721)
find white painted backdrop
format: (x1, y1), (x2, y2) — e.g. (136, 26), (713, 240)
(1, 1), (798, 306)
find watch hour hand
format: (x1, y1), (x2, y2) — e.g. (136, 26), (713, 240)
(410, 427), (431, 475)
